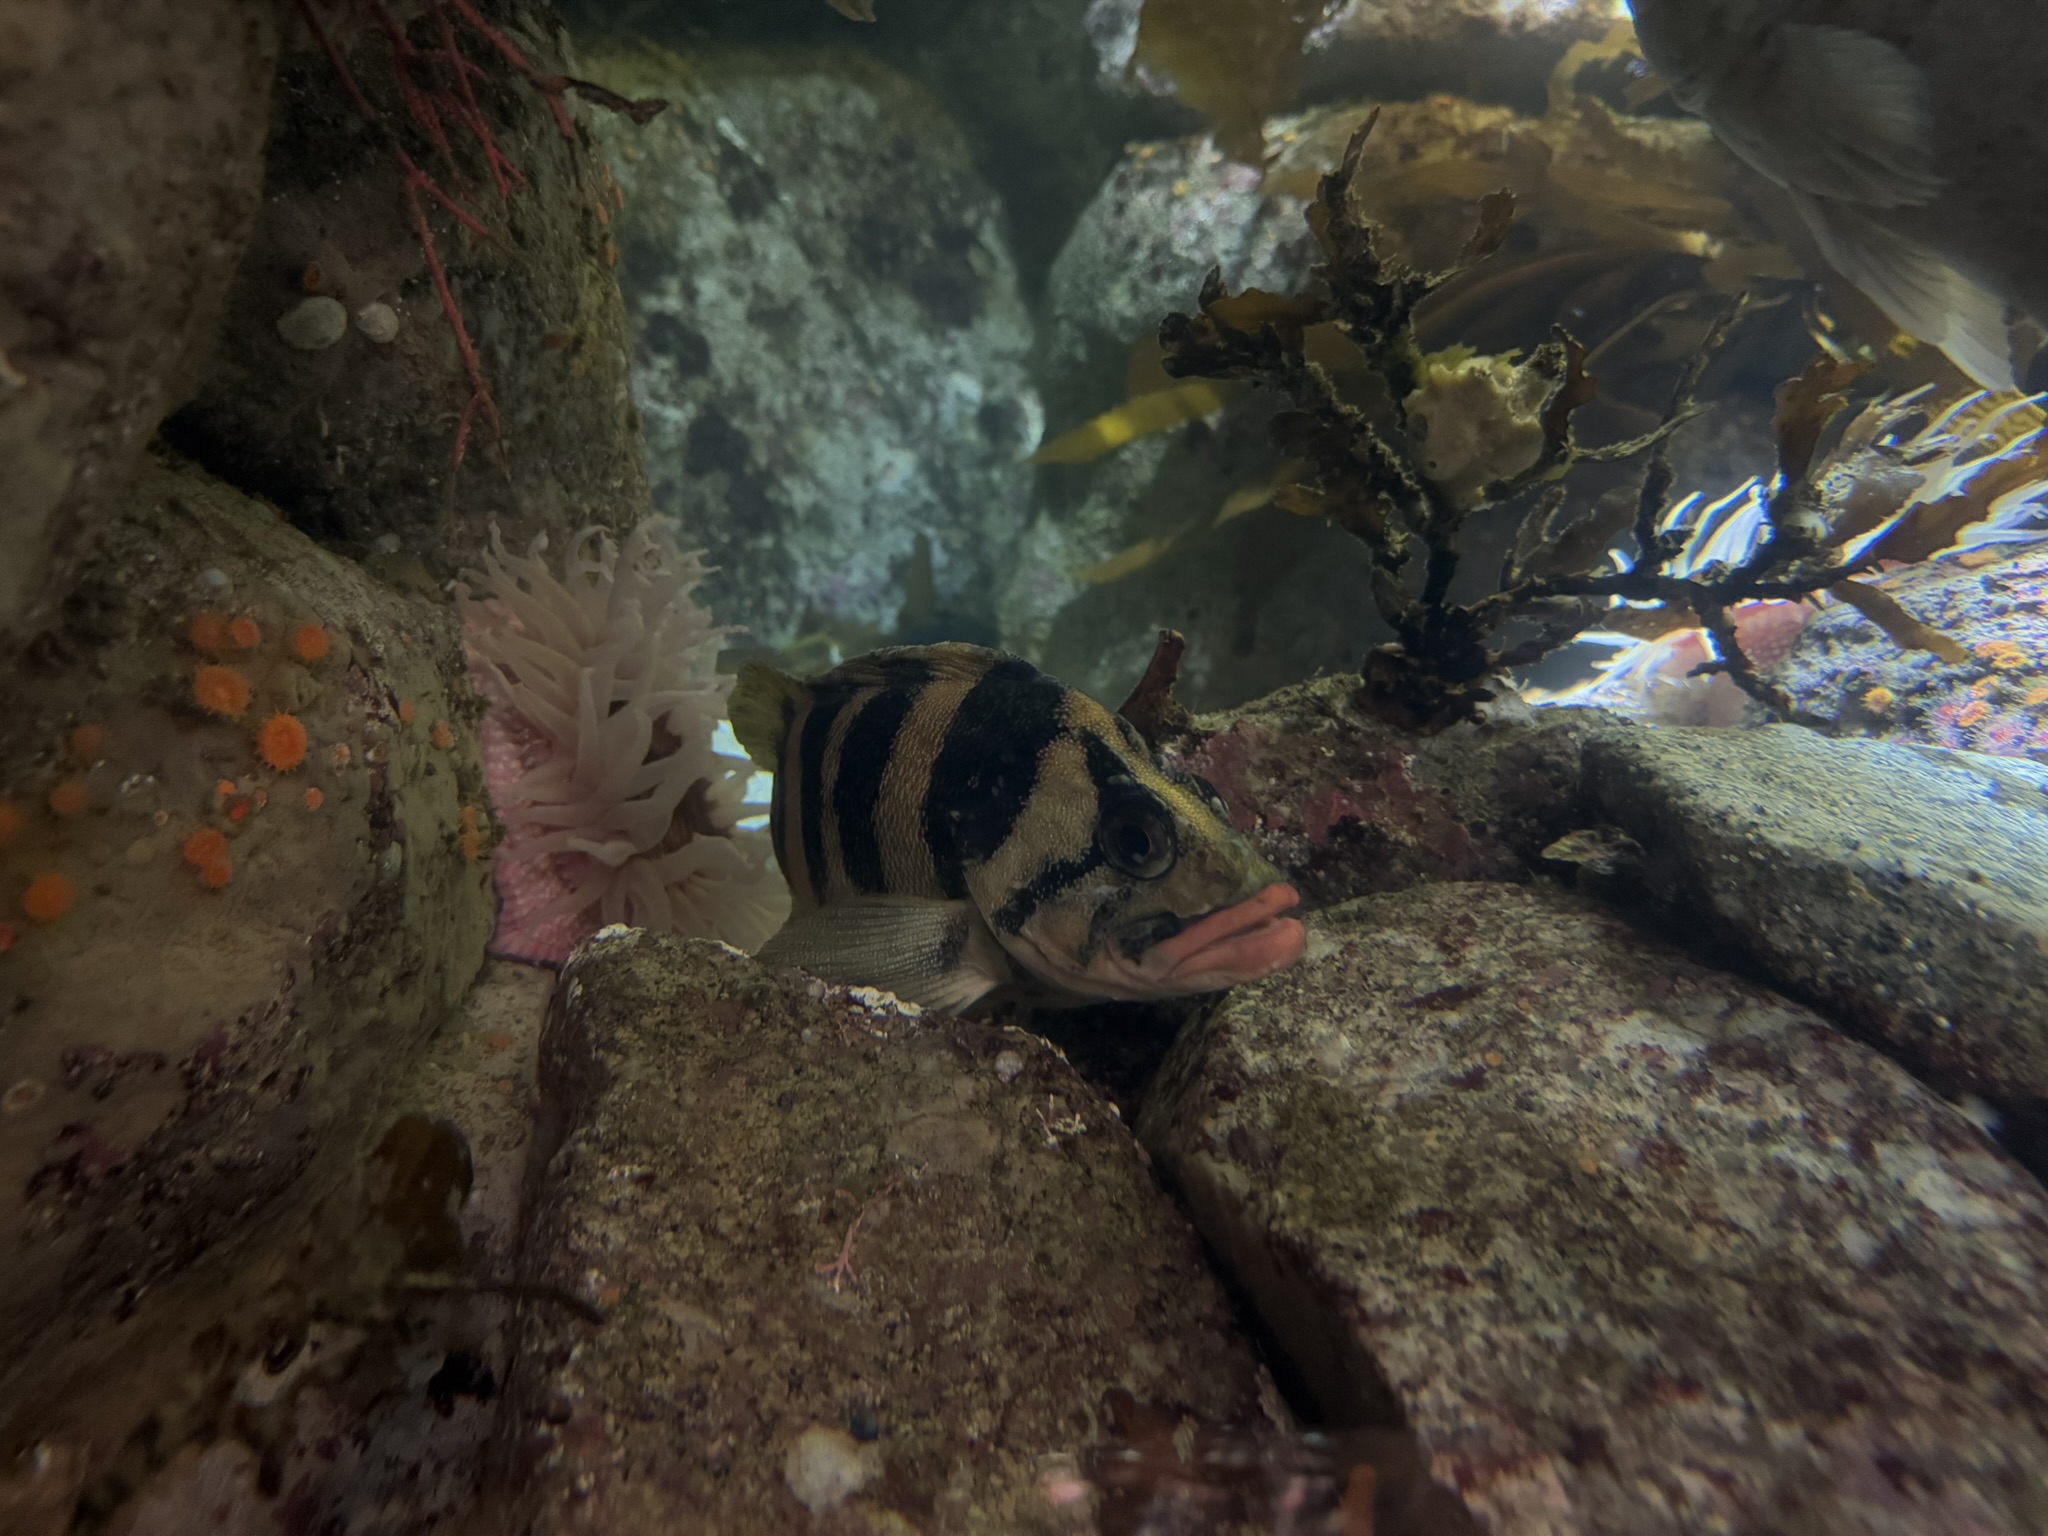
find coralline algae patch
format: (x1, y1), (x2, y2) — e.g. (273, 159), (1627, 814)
(1779, 543), (2048, 761)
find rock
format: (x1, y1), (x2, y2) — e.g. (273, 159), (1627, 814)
(1304, 0), (1618, 112)
(1777, 543), (2048, 761)
(0, 452), (494, 1482)
(1141, 880), (2048, 1535)
(1581, 723), (2048, 1110)
(0, 0), (277, 643)
(275, 295), (349, 351)
(353, 301), (401, 346)
(1165, 674), (1595, 908)
(502, 930), (1265, 1532)
(581, 40), (1039, 650)
(163, 0), (650, 587)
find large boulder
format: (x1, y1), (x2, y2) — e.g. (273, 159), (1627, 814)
(580, 40), (1040, 650)
(1142, 880), (2048, 1535)
(0, 0), (277, 643)
(501, 930), (1270, 1531)
(1581, 723), (2048, 1112)
(163, 0), (651, 588)
(0, 453), (494, 1493)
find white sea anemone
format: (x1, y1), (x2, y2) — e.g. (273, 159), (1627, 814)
(457, 521), (789, 963)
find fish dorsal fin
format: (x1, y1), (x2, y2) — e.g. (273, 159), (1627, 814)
(1793, 194), (2017, 390)
(1701, 23), (1943, 209)
(728, 660), (805, 769)
(753, 896), (1013, 1014)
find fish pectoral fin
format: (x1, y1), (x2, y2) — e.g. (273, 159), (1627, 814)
(1706, 23), (1943, 210)
(753, 897), (1012, 1014)
(1794, 193), (2017, 391)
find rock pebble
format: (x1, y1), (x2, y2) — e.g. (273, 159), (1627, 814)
(1142, 880), (2048, 1535)
(275, 295), (348, 351)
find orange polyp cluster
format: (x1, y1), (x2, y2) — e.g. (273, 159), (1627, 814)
(189, 611), (232, 656)
(182, 829), (227, 867)
(68, 724), (107, 763)
(47, 780), (89, 818)
(290, 623), (331, 663)
(258, 713), (310, 773)
(21, 873), (74, 924)
(193, 665), (253, 720)
(458, 804), (490, 863)
(181, 828), (233, 890)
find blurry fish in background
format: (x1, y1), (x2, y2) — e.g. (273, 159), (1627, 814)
(1628, 0), (2048, 389)
(728, 643), (1306, 1012)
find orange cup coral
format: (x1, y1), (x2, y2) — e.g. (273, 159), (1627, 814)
(22, 873), (73, 923)
(182, 829), (227, 868)
(229, 617), (262, 650)
(194, 665), (252, 720)
(47, 780), (88, 818)
(258, 713), (310, 772)
(290, 623), (331, 663)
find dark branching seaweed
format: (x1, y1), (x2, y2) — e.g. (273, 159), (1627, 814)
(1156, 114), (1962, 732)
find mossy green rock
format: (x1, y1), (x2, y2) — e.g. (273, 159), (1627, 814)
(504, 931), (1263, 1534)
(1583, 723), (2048, 1103)
(1141, 881), (2048, 1534)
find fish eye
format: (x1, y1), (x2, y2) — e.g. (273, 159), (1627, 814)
(1098, 778), (1177, 880)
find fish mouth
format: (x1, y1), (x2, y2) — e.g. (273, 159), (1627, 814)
(1130, 882), (1305, 992)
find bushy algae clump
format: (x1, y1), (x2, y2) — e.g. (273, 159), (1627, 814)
(1151, 113), (2021, 731)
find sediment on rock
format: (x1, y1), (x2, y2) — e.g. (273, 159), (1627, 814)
(1142, 880), (2048, 1535)
(1582, 724), (2048, 1109)
(497, 930), (1267, 1533)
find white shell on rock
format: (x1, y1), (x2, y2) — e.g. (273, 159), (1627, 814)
(276, 295), (348, 351)
(782, 1425), (874, 1514)
(354, 301), (400, 344)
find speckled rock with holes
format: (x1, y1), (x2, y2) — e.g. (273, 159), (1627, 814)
(1141, 880), (2048, 1536)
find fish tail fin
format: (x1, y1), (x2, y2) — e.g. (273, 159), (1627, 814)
(1795, 193), (2017, 391)
(728, 660), (804, 770)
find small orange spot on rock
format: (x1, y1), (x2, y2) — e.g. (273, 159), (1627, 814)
(68, 724), (108, 763)
(200, 856), (233, 890)
(1483, 1050), (1504, 1068)
(190, 611), (231, 655)
(290, 623), (331, 663)
(398, 699), (417, 726)
(1957, 699), (1992, 728)
(47, 780), (88, 818)
(22, 873), (74, 923)
(304, 788), (325, 811)
(228, 617), (262, 650)
(258, 713), (310, 772)
(485, 1031), (514, 1052)
(194, 665), (252, 720)
(431, 719), (454, 750)
(228, 799), (251, 824)
(1578, 1156), (1600, 1175)
(182, 829), (227, 868)
(0, 801), (23, 849)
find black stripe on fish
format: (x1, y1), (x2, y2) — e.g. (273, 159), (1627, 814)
(797, 685), (854, 906)
(990, 848), (1106, 936)
(832, 657), (932, 894)
(924, 655), (1066, 898)
(768, 691), (798, 895)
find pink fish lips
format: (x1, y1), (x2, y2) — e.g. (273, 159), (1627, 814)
(1141, 881), (1307, 993)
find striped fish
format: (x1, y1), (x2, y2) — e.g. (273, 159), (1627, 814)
(727, 643), (1305, 1012)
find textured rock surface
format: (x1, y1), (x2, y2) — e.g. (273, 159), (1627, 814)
(0, 452), (494, 1480)
(1778, 544), (2048, 761)
(164, 0), (649, 587)
(1305, 0), (1617, 110)
(1166, 676), (1596, 908)
(18, 961), (556, 1536)
(0, 0), (277, 642)
(502, 930), (1264, 1533)
(1142, 880), (2048, 1535)
(582, 40), (1040, 649)
(1583, 724), (2048, 1106)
